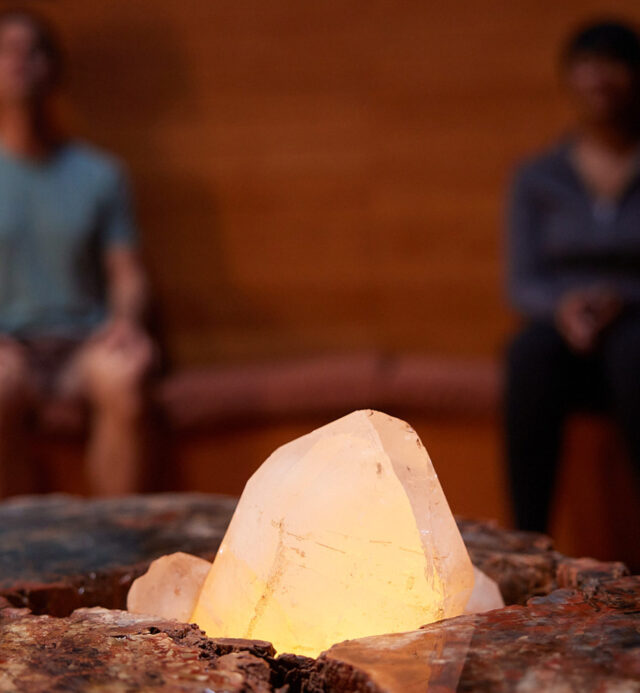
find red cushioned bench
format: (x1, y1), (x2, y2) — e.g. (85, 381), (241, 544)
(20, 351), (640, 572)
(35, 351), (500, 435)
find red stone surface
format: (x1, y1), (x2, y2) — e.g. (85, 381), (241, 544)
(0, 494), (638, 691)
(2, 494), (617, 618)
(309, 576), (640, 692)
(458, 518), (629, 605)
(1, 577), (639, 691)
(0, 493), (235, 616)
(0, 604), (276, 692)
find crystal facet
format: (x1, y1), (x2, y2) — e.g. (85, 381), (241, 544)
(190, 410), (474, 656)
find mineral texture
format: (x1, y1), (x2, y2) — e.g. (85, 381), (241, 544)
(2, 576), (639, 692)
(0, 604), (275, 692)
(0, 493), (235, 616)
(308, 575), (640, 692)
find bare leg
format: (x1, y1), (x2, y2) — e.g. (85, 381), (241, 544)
(78, 331), (153, 497)
(0, 341), (35, 497)
(86, 389), (147, 496)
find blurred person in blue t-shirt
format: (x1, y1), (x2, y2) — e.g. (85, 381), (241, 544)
(0, 9), (154, 496)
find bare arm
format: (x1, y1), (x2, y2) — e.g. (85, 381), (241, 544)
(105, 246), (149, 326)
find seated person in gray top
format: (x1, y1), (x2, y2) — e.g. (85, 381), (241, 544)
(0, 9), (154, 496)
(505, 20), (640, 533)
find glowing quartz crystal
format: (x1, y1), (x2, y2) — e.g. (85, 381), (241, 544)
(190, 410), (474, 657)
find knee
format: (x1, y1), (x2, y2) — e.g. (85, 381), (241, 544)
(88, 367), (148, 420)
(83, 343), (152, 420)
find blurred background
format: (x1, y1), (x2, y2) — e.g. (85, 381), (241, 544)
(12, 0), (640, 568)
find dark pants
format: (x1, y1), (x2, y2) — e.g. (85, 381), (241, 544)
(505, 312), (640, 532)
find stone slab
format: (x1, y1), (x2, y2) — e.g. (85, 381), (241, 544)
(458, 518), (628, 605)
(1, 577), (638, 691)
(0, 494), (629, 618)
(0, 493), (236, 615)
(0, 494), (638, 691)
(307, 575), (640, 692)
(0, 603), (277, 692)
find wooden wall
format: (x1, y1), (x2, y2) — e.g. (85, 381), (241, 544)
(13, 1), (640, 549)
(26, 0), (640, 367)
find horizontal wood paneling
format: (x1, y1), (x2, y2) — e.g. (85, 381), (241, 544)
(29, 0), (640, 365)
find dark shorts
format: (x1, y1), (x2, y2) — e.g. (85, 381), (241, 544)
(16, 337), (84, 397)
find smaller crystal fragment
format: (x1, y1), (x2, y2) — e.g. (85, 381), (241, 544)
(127, 552), (211, 623)
(464, 567), (504, 614)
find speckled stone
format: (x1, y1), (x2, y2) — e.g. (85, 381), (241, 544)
(0, 494), (630, 618)
(0, 494), (638, 691)
(0, 493), (235, 615)
(458, 518), (629, 605)
(0, 604), (276, 692)
(1, 577), (638, 691)
(309, 575), (640, 692)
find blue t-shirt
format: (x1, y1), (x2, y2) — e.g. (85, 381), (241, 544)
(0, 141), (137, 338)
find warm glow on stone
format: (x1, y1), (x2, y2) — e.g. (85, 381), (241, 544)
(190, 410), (474, 657)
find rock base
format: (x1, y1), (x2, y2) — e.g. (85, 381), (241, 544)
(0, 493), (638, 691)
(2, 575), (639, 692)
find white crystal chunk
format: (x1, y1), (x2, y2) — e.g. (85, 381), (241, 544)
(191, 410), (474, 656)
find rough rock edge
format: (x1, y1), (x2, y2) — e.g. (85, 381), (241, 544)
(2, 572), (637, 693)
(0, 493), (230, 616)
(302, 574), (640, 693)
(0, 604), (280, 693)
(457, 518), (629, 604)
(3, 513), (627, 617)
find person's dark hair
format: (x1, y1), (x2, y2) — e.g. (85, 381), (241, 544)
(562, 20), (640, 71)
(0, 7), (62, 79)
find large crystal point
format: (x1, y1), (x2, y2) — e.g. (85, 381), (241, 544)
(191, 410), (474, 656)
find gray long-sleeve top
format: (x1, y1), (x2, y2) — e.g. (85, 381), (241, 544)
(507, 139), (640, 319)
